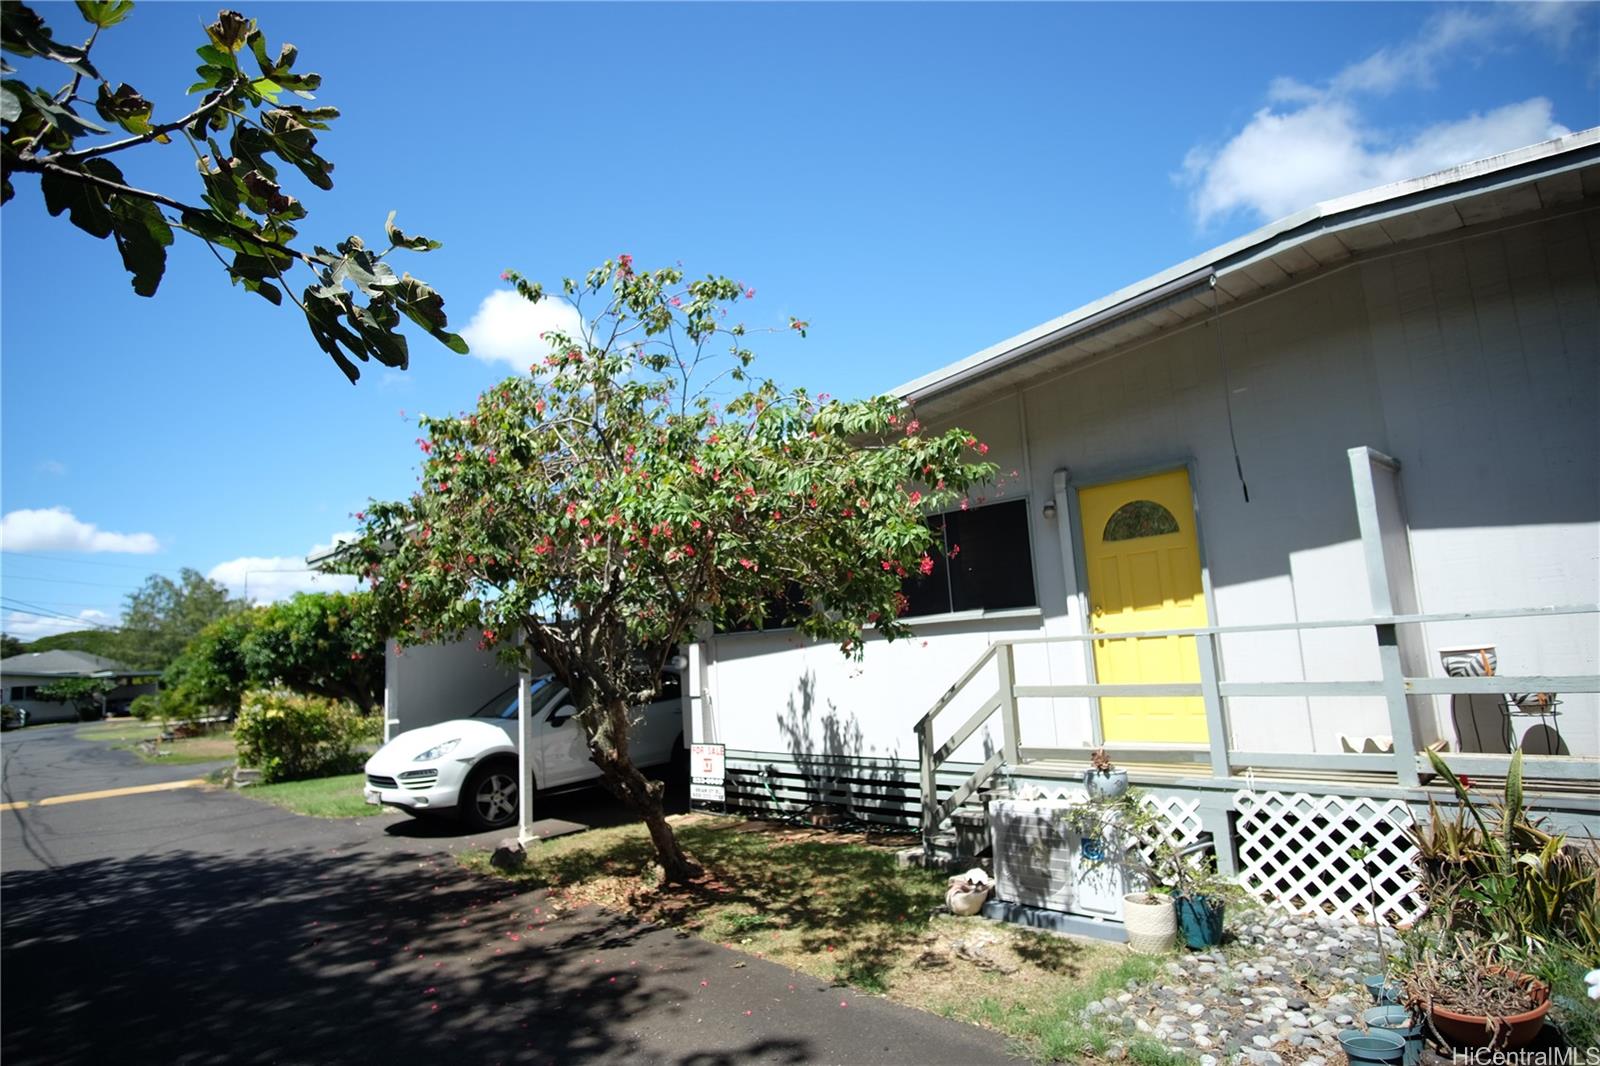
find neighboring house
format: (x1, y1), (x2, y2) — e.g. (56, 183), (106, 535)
(0, 650), (158, 724)
(686, 131), (1599, 930)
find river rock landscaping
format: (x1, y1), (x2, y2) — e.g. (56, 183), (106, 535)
(1076, 907), (1414, 1065)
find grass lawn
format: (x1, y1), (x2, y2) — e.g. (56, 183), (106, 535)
(241, 773), (400, 819)
(76, 719), (239, 764)
(465, 815), (1182, 1065)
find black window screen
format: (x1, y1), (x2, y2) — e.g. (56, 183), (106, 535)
(902, 498), (1037, 617)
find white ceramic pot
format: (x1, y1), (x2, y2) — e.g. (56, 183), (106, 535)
(1084, 768), (1130, 799)
(1122, 892), (1176, 954)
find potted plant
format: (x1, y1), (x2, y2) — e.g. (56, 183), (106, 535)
(1398, 936), (1552, 1050)
(1060, 790), (1175, 954)
(1083, 747), (1128, 799)
(1121, 886), (1177, 955)
(1164, 840), (1234, 950)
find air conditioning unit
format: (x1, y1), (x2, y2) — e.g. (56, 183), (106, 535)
(989, 798), (1130, 921)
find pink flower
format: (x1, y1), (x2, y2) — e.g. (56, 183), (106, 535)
(977, 442), (989, 454)
(617, 253), (634, 276)
(918, 554), (934, 576)
(739, 558), (756, 570)
(908, 490), (922, 505)
(500, 270), (512, 281)
(905, 419), (921, 435)
(566, 502), (578, 518)
(744, 288), (755, 299)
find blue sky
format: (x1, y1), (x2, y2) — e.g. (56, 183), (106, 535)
(3, 1), (1596, 640)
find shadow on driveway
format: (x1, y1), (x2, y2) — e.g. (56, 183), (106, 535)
(1, 838), (802, 1066)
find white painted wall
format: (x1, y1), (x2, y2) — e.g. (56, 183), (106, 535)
(699, 211), (1598, 765)
(385, 636), (519, 738)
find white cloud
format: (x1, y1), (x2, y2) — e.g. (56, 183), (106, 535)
(2, 607), (116, 641)
(1184, 98), (1568, 226)
(208, 532), (359, 605)
(1182, 4), (1586, 227)
(459, 289), (585, 371)
(0, 507), (160, 554)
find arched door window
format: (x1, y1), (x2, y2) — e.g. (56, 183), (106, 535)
(1102, 500), (1179, 542)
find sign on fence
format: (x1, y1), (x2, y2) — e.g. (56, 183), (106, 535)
(690, 742), (726, 803)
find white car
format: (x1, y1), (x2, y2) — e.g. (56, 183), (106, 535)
(362, 672), (684, 831)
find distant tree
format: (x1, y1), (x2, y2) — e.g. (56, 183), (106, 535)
(1, 3), (465, 381)
(0, 632), (23, 658)
(117, 568), (243, 670)
(13, 628), (126, 659)
(160, 606), (261, 717)
(348, 258), (995, 881)
(37, 675), (114, 720)
(159, 591), (384, 718)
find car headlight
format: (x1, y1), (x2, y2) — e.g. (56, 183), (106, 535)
(413, 738), (460, 762)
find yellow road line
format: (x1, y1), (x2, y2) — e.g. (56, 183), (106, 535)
(33, 779), (207, 807)
(0, 800), (28, 811)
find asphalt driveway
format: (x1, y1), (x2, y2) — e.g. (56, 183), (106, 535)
(1, 726), (1016, 1065)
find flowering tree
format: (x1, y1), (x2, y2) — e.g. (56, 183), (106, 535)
(347, 258), (994, 882)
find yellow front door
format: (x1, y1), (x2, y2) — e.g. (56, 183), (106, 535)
(1079, 468), (1209, 744)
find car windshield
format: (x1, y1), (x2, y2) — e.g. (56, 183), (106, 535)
(470, 676), (561, 720)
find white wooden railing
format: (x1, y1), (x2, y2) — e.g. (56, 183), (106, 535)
(915, 603), (1600, 855)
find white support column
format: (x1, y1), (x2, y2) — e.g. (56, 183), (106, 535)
(516, 670), (533, 845)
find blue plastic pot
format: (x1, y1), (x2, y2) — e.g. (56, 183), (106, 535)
(1362, 974), (1401, 1005)
(1361, 1005), (1422, 1066)
(1337, 1028), (1406, 1064)
(1174, 894), (1225, 949)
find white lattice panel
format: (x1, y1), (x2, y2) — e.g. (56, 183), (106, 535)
(1233, 790), (1422, 926)
(1013, 785), (1203, 869)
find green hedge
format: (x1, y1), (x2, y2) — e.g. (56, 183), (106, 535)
(233, 689), (380, 783)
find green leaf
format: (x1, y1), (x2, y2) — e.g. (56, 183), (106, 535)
(94, 82), (155, 136)
(385, 210), (442, 252)
(195, 44), (235, 68)
(74, 1), (134, 29)
(0, 78), (24, 122)
(39, 159), (118, 238)
(28, 86), (107, 137)
(109, 193), (173, 297)
(204, 10), (254, 54)
(2, 4), (101, 81)
(240, 277), (283, 306)
(390, 274), (468, 354)
(251, 77), (282, 97)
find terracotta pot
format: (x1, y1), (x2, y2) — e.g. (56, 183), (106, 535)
(1426, 968), (1551, 1050)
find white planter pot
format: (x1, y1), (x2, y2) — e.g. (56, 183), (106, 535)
(1084, 768), (1129, 799)
(1122, 892), (1176, 954)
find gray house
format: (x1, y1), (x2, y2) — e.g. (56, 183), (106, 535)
(0, 650), (157, 724)
(689, 129), (1599, 929)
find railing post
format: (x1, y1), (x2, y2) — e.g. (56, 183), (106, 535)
(996, 643), (1020, 766)
(1195, 631), (1231, 780)
(918, 717), (937, 854)
(1376, 624), (1421, 788)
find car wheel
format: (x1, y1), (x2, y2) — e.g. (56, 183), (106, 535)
(460, 760), (519, 832)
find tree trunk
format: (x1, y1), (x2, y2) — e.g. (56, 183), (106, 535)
(589, 698), (702, 883)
